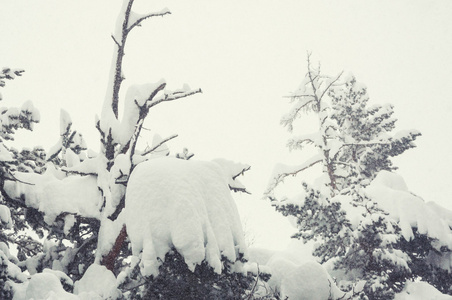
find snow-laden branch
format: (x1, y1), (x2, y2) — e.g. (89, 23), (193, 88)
(265, 154), (323, 197)
(127, 8), (171, 33)
(61, 169), (98, 177)
(280, 98), (317, 132)
(213, 159), (251, 194)
(287, 132), (321, 151)
(104, 0), (172, 120)
(0, 67), (25, 100)
(141, 134), (178, 156)
(0, 67), (25, 101)
(318, 71), (344, 102)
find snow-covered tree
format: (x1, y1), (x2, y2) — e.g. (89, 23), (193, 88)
(0, 1), (259, 299)
(266, 55), (452, 299)
(0, 68), (41, 299)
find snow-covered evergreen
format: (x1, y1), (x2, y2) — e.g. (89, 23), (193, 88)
(266, 55), (452, 299)
(0, 1), (259, 299)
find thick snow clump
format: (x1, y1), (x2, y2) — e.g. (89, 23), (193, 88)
(366, 170), (452, 249)
(3, 165), (101, 225)
(394, 281), (452, 300)
(124, 157), (247, 277)
(74, 264), (121, 299)
(248, 240), (347, 299)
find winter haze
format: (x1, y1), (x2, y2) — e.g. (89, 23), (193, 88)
(1, 0), (451, 251)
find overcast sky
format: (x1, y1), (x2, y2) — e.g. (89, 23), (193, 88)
(1, 0), (452, 250)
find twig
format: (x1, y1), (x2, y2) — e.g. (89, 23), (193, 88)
(142, 134), (178, 156)
(111, 35), (121, 47)
(148, 88), (202, 109)
(247, 265), (260, 300)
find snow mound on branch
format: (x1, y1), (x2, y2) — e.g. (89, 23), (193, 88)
(14, 267), (115, 300)
(60, 109), (72, 135)
(365, 171), (452, 248)
(0, 143), (13, 162)
(74, 264), (121, 299)
(124, 157), (247, 277)
(0, 204), (12, 228)
(248, 240), (347, 299)
(24, 272), (77, 300)
(4, 166), (101, 224)
(395, 281), (452, 300)
(267, 256), (344, 299)
(281, 262), (340, 300)
(213, 158), (250, 193)
(118, 80), (166, 145)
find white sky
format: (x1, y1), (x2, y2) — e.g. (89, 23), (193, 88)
(1, 0), (452, 250)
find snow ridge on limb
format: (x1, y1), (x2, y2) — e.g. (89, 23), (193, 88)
(265, 153), (323, 198)
(105, 0), (171, 120)
(213, 158), (251, 194)
(124, 157), (248, 277)
(47, 109), (87, 166)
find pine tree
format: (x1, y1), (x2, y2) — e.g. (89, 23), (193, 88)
(266, 54), (425, 299)
(0, 69), (42, 299)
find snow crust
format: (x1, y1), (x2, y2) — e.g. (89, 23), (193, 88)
(124, 157), (247, 277)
